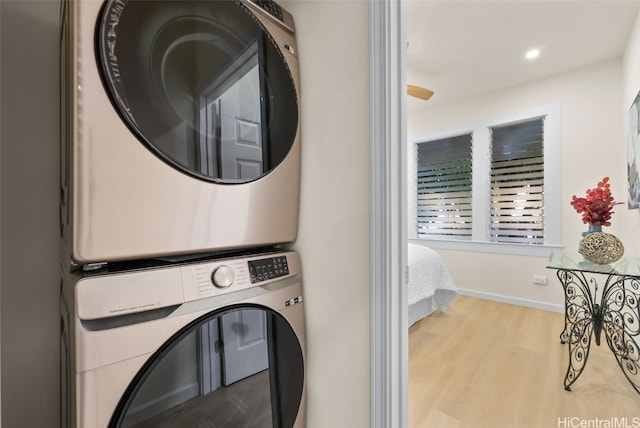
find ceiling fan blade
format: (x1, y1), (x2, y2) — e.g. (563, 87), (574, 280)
(407, 85), (434, 100)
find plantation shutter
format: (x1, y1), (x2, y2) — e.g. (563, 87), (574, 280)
(489, 118), (544, 244)
(416, 134), (473, 240)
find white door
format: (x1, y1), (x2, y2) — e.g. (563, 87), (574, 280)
(220, 308), (269, 385)
(197, 43), (264, 180)
(218, 64), (264, 180)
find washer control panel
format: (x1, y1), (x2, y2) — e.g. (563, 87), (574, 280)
(180, 252), (297, 303)
(76, 251), (300, 320)
(248, 256), (289, 283)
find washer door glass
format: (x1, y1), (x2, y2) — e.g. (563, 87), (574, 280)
(96, 0), (298, 183)
(110, 305), (304, 428)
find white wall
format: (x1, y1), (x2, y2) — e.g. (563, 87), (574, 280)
(622, 10), (640, 246)
(624, 11), (640, 117)
(0, 1), (3, 424)
(0, 1), (61, 427)
(408, 59), (627, 310)
(283, 1), (371, 427)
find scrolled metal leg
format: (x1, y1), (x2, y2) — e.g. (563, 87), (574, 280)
(556, 270), (572, 344)
(602, 277), (640, 395)
(564, 318), (593, 391)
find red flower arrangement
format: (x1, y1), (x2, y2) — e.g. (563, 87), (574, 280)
(570, 177), (623, 226)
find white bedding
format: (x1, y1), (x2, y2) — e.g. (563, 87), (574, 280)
(408, 243), (458, 327)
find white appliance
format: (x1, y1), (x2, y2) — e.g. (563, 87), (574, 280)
(60, 0), (301, 265)
(60, 250), (306, 427)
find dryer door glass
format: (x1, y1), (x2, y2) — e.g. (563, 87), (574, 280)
(109, 305), (304, 428)
(96, 0), (298, 183)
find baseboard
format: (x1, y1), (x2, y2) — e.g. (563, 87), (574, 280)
(457, 288), (564, 313)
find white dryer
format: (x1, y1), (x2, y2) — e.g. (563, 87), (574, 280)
(60, 0), (301, 265)
(60, 250), (306, 427)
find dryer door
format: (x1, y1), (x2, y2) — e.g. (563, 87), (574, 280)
(109, 305), (304, 428)
(96, 0), (298, 183)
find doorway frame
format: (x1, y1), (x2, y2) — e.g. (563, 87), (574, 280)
(370, 1), (408, 427)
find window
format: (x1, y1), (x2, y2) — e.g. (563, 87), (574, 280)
(489, 118), (544, 244)
(416, 133), (473, 240)
(412, 104), (561, 255)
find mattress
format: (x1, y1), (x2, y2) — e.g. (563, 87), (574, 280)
(408, 243), (458, 326)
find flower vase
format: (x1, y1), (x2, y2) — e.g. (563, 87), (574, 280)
(578, 225), (624, 265)
(581, 225), (602, 236)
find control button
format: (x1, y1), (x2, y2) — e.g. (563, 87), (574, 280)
(252, 0), (284, 21)
(247, 255), (290, 283)
(211, 266), (234, 289)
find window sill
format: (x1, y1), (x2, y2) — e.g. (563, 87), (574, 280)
(408, 238), (563, 257)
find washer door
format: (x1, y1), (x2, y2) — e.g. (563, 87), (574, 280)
(96, 0), (298, 183)
(109, 305), (304, 427)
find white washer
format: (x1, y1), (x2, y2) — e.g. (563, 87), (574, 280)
(60, 0), (301, 265)
(60, 250), (306, 427)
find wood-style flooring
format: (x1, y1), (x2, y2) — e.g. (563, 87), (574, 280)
(409, 295), (640, 428)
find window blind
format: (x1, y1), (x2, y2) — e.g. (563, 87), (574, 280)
(416, 134), (473, 240)
(489, 118), (544, 244)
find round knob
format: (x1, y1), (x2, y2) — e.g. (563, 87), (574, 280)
(211, 265), (234, 289)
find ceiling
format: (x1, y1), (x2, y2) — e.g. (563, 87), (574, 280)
(406, 0), (640, 114)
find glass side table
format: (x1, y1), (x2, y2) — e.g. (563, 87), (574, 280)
(547, 252), (640, 395)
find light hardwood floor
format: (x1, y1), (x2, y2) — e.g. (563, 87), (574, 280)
(409, 295), (640, 428)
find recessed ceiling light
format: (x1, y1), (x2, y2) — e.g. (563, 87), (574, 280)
(526, 49), (540, 60)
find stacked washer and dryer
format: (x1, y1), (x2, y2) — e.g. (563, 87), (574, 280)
(59, 0), (305, 427)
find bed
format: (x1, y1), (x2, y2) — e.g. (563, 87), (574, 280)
(408, 243), (458, 327)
